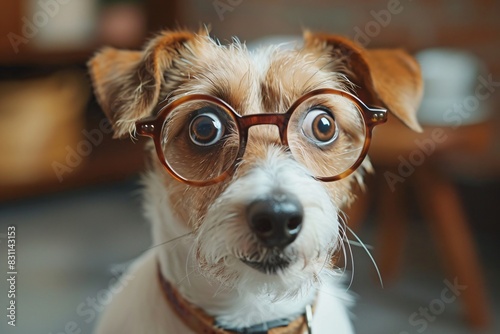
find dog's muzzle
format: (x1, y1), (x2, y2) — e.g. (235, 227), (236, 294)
(242, 191), (303, 273)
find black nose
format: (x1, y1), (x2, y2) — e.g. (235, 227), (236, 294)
(247, 192), (304, 248)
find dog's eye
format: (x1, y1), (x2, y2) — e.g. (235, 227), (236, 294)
(301, 108), (338, 145)
(189, 111), (225, 146)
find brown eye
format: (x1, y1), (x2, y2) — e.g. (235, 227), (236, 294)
(301, 108), (338, 146)
(189, 112), (224, 146)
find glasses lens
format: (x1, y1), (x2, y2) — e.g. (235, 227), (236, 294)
(160, 99), (240, 183)
(288, 93), (367, 179)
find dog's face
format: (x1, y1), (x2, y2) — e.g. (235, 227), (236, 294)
(89, 30), (422, 295)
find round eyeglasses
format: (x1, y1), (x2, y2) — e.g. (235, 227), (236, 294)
(136, 88), (387, 186)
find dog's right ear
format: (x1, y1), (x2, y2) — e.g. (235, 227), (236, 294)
(304, 32), (423, 132)
(88, 30), (197, 138)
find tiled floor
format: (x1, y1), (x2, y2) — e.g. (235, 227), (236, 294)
(0, 178), (498, 334)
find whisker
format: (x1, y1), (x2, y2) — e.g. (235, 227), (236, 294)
(175, 269), (197, 287)
(146, 232), (194, 251)
(184, 242), (197, 287)
(345, 224), (384, 288)
(336, 227), (348, 276)
(213, 278), (232, 298)
(317, 239), (337, 277)
(338, 213), (355, 291)
(335, 219), (348, 273)
(347, 240), (373, 250)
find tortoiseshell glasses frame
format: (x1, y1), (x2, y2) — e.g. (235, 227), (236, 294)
(136, 88), (387, 187)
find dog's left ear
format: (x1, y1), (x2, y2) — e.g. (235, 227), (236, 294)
(304, 32), (423, 132)
(88, 30), (197, 138)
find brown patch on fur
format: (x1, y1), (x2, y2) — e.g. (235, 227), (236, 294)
(260, 49), (349, 114)
(303, 31), (423, 132)
(88, 30), (198, 137)
(164, 39), (258, 117)
(151, 157), (230, 230)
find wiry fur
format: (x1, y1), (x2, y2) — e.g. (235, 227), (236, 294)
(89, 29), (422, 334)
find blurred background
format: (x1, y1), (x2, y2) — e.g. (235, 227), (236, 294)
(0, 0), (499, 333)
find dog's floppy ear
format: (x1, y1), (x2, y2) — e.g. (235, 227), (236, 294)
(304, 32), (423, 132)
(88, 30), (197, 138)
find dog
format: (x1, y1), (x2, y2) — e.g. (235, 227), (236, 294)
(88, 29), (422, 333)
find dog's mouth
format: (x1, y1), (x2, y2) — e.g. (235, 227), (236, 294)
(240, 250), (297, 274)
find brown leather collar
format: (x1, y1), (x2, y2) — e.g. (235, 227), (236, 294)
(157, 262), (313, 334)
